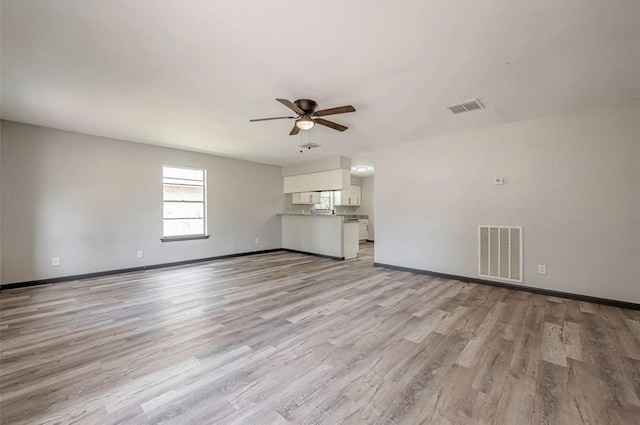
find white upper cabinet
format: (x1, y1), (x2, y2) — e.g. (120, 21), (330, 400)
(292, 192), (320, 204)
(335, 185), (361, 206)
(351, 185), (361, 206)
(283, 169), (350, 193)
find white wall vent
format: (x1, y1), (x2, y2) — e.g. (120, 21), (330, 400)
(448, 98), (485, 114)
(298, 142), (321, 150)
(478, 226), (522, 282)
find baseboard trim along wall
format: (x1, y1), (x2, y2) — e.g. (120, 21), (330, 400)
(373, 262), (640, 311)
(282, 249), (345, 261)
(0, 249), (283, 291)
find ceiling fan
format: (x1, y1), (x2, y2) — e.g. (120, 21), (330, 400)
(250, 98), (356, 135)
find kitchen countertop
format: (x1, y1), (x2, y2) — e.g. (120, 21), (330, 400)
(277, 213), (368, 219)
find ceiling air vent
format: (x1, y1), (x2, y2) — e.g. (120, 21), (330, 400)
(298, 142), (321, 150)
(448, 98), (484, 114)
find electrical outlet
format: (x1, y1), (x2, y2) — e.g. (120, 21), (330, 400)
(51, 257), (60, 266)
(494, 177), (505, 185)
(137, 250), (143, 258)
(254, 238), (259, 245)
(538, 264), (547, 275)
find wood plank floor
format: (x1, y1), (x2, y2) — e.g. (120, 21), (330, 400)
(1, 243), (639, 424)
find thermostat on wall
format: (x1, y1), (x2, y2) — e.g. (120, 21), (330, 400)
(494, 177), (505, 185)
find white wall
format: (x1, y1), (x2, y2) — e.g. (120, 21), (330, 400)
(1, 121), (284, 284)
(0, 120), (3, 280)
(376, 100), (640, 303)
(0, 2), (3, 282)
(356, 176), (375, 240)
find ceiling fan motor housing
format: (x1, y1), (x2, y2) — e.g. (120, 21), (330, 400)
(294, 99), (318, 114)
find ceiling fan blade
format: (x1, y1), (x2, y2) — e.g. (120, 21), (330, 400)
(276, 98), (305, 115)
(289, 124), (301, 136)
(249, 116), (295, 122)
(314, 105), (356, 117)
(315, 118), (348, 132)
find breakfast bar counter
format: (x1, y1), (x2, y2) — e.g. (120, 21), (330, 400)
(278, 214), (359, 260)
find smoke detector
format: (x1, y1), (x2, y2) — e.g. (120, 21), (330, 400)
(448, 99), (485, 114)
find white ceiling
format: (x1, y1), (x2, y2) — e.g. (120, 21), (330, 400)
(1, 0), (639, 169)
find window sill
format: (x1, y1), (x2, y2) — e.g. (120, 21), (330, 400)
(161, 235), (210, 243)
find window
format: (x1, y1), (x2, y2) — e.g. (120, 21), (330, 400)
(162, 166), (207, 240)
(314, 191), (334, 211)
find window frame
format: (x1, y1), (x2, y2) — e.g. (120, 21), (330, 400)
(314, 191), (335, 211)
(161, 165), (209, 242)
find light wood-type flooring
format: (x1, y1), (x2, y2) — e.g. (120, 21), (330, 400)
(1, 243), (639, 424)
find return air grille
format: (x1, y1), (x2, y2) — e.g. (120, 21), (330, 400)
(479, 226), (522, 282)
(448, 98), (485, 114)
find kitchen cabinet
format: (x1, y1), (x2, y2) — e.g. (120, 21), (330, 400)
(351, 185), (361, 206)
(359, 220), (368, 240)
(283, 169), (350, 193)
(292, 192), (320, 204)
(334, 185), (361, 206)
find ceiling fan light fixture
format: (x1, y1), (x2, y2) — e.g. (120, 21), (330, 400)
(295, 117), (315, 130)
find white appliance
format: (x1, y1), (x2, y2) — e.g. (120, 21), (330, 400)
(358, 219), (369, 241)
